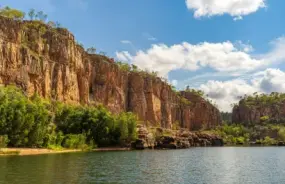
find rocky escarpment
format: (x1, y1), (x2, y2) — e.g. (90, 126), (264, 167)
(232, 94), (285, 124)
(0, 16), (221, 130)
(180, 91), (221, 130)
(132, 125), (223, 150)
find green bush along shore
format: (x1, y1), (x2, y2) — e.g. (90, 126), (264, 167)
(0, 86), (137, 150)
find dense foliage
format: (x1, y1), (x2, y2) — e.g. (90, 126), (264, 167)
(0, 86), (138, 149)
(0, 135), (9, 148)
(116, 62), (159, 79)
(55, 104), (137, 147)
(0, 6), (51, 23)
(240, 92), (285, 107)
(209, 123), (285, 146)
(0, 6), (25, 20)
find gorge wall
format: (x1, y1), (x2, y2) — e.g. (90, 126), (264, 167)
(0, 16), (221, 130)
(232, 97), (285, 124)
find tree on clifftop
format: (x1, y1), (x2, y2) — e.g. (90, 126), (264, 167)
(0, 6), (25, 20)
(36, 11), (48, 22)
(86, 47), (97, 54)
(28, 9), (35, 20)
(185, 86), (204, 97)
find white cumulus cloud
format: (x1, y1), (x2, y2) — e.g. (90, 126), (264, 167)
(116, 37), (285, 78)
(185, 0), (266, 20)
(200, 79), (257, 112)
(115, 51), (133, 62)
(263, 37), (285, 64)
(200, 68), (285, 112)
(116, 41), (265, 77)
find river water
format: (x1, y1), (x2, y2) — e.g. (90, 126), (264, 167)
(1, 147), (285, 184)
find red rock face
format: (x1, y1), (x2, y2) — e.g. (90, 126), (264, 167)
(232, 101), (285, 124)
(89, 55), (129, 114)
(0, 17), (221, 130)
(180, 92), (221, 130)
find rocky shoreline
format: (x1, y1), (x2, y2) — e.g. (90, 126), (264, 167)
(131, 125), (224, 150)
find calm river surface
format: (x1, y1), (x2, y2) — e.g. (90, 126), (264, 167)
(1, 147), (285, 184)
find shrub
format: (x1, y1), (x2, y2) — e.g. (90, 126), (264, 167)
(172, 121), (180, 130)
(55, 103), (138, 147)
(0, 135), (9, 148)
(262, 136), (277, 145)
(260, 116), (269, 122)
(116, 61), (131, 72)
(0, 6), (25, 20)
(0, 86), (51, 147)
(62, 134), (88, 149)
(211, 124), (251, 145)
(116, 112), (138, 143)
(278, 128), (285, 141)
(180, 97), (191, 105)
(236, 137), (245, 145)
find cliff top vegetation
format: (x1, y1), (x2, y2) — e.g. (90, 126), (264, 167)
(237, 92), (285, 107)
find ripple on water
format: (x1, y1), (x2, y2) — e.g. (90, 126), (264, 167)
(1, 147), (285, 184)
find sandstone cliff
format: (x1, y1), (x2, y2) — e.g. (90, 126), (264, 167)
(232, 94), (285, 124)
(0, 16), (221, 130)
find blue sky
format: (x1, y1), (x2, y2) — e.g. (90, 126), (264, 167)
(2, 0), (285, 111)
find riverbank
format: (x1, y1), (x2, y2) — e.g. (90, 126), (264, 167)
(0, 147), (132, 156)
(0, 148), (83, 156)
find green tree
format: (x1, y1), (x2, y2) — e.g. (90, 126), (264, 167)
(36, 11), (47, 22)
(0, 86), (53, 147)
(278, 128), (285, 141)
(116, 112), (138, 143)
(0, 6), (25, 20)
(0, 135), (9, 148)
(0, 86), (34, 146)
(262, 136), (276, 145)
(260, 116), (269, 122)
(116, 61), (131, 72)
(28, 9), (36, 20)
(0, 85), (138, 149)
(86, 47), (97, 54)
(62, 134), (88, 149)
(47, 21), (56, 28)
(27, 94), (52, 147)
(131, 64), (138, 72)
(55, 21), (61, 28)
(186, 85), (190, 91)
